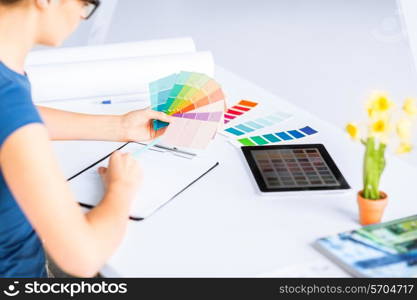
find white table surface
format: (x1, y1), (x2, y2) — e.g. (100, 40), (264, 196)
(45, 66), (417, 277)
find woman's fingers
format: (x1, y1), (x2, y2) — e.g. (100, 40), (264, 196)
(147, 109), (173, 123)
(153, 127), (167, 138)
(98, 167), (107, 182)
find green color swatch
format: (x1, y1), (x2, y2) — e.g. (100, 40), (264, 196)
(238, 138), (256, 146)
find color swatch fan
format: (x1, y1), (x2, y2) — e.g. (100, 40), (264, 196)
(149, 71), (226, 149)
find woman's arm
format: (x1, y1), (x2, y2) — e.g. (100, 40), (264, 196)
(37, 106), (172, 142)
(37, 106), (125, 141)
(0, 123), (141, 277)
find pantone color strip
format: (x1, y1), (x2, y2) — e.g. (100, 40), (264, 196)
(224, 111), (292, 136)
(224, 100), (258, 124)
(237, 126), (318, 146)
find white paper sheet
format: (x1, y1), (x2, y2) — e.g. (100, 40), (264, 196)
(26, 37), (196, 66)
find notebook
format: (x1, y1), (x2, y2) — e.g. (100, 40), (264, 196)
(68, 142), (219, 220)
(314, 215), (417, 277)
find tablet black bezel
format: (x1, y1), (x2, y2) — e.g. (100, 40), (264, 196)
(241, 144), (351, 193)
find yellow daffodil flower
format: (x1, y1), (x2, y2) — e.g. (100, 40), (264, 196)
(403, 98), (417, 117)
(396, 118), (412, 141)
(346, 123), (360, 140)
(370, 119), (389, 136)
(367, 106), (377, 119)
(367, 92), (393, 117)
(350, 93), (416, 157)
(397, 142), (413, 154)
(374, 95), (392, 112)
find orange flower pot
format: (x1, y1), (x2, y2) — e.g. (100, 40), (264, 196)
(357, 191), (388, 226)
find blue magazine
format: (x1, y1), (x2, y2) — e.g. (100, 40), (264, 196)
(314, 215), (417, 277)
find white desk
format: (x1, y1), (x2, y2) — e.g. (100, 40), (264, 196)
(46, 66), (417, 277)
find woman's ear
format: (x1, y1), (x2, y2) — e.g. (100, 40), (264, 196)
(34, 0), (50, 10)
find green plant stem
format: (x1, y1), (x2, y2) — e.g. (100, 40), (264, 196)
(363, 137), (386, 200)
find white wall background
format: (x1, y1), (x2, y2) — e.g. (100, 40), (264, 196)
(65, 0), (417, 165)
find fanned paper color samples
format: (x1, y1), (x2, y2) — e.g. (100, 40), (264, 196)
(149, 71), (226, 149)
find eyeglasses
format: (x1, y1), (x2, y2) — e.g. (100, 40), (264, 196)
(81, 0), (100, 20)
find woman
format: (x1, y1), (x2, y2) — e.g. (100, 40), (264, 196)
(0, 0), (171, 277)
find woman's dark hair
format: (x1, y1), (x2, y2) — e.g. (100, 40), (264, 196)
(0, 0), (24, 5)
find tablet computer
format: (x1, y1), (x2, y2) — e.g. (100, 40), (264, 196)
(241, 144), (350, 194)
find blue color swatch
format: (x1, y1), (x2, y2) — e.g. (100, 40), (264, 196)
(225, 128), (245, 136)
(288, 130), (305, 138)
(236, 124), (255, 133)
(263, 134), (281, 143)
(276, 132), (294, 141)
(300, 126), (318, 135)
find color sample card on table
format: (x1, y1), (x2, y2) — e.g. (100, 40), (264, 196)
(149, 71), (226, 149)
(241, 144), (350, 193)
(222, 111), (293, 138)
(235, 126), (318, 147)
(224, 100), (258, 124)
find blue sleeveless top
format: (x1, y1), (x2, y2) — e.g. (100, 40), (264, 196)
(0, 61), (46, 277)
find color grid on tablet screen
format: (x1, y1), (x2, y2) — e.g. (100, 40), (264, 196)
(252, 148), (339, 189)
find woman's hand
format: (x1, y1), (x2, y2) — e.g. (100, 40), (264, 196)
(98, 151), (142, 200)
(120, 108), (173, 142)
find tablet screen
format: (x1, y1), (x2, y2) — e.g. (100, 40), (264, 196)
(242, 144), (350, 192)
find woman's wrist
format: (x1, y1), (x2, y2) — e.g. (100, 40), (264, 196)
(107, 182), (136, 198)
(120, 113), (146, 143)
(109, 115), (130, 142)
(102, 183), (136, 212)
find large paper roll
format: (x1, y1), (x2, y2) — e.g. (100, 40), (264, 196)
(28, 51), (215, 103)
(27, 38), (215, 103)
(26, 37), (196, 66)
